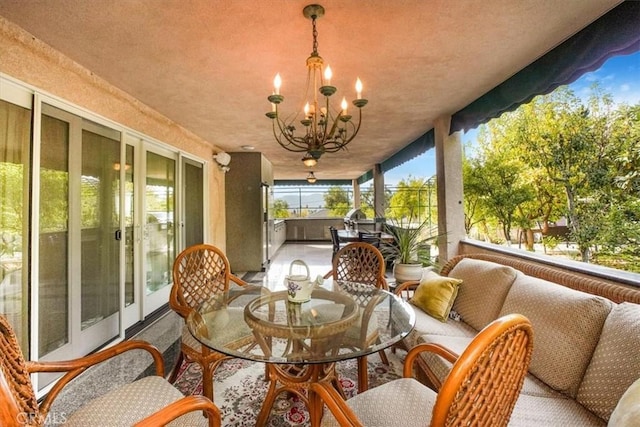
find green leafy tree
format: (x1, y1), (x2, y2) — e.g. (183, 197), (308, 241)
(473, 117), (566, 249)
(360, 186), (394, 219)
(272, 199), (290, 218)
(387, 176), (436, 226)
(359, 186), (375, 218)
(472, 84), (640, 265)
(465, 150), (533, 243)
(462, 154), (488, 237)
(324, 186), (351, 217)
(510, 85), (622, 261)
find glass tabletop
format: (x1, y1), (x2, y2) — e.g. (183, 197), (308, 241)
(186, 279), (415, 365)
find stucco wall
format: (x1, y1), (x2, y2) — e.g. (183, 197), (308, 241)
(0, 16), (226, 247)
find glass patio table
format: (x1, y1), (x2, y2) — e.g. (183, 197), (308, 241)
(187, 279), (415, 426)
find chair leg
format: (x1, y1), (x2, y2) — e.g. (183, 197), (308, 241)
(168, 350), (186, 383)
(378, 349), (389, 365)
(201, 360), (215, 403)
(357, 356), (369, 393)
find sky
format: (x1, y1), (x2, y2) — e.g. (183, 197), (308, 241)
(381, 50), (640, 186)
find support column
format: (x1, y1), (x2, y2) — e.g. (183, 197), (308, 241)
(373, 164), (385, 218)
(435, 115), (465, 262)
(352, 179), (361, 209)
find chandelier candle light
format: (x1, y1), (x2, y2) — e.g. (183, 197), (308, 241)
(266, 4), (367, 166)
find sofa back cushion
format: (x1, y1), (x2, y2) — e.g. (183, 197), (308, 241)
(576, 302), (640, 422)
(499, 272), (613, 397)
(447, 258), (517, 331)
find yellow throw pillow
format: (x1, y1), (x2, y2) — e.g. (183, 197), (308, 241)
(410, 272), (463, 322)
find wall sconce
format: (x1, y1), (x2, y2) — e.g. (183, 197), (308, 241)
(213, 151), (231, 173)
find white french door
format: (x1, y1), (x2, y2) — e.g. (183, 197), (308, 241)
(35, 103), (122, 378)
(121, 139), (207, 327)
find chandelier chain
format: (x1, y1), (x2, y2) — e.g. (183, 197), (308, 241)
(311, 16), (319, 56)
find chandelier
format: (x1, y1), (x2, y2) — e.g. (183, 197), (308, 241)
(266, 4), (367, 166)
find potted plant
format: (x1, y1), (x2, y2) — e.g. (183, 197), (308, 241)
(381, 216), (440, 283)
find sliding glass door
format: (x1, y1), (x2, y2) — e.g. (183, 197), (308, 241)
(121, 141), (206, 324)
(1, 77), (209, 376)
(37, 104), (121, 369)
(143, 148), (176, 315)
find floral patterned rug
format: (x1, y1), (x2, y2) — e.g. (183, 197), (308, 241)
(172, 349), (406, 426)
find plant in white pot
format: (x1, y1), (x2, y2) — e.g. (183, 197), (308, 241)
(381, 216), (440, 283)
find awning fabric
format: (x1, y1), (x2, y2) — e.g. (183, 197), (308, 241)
(357, 130), (435, 184)
(274, 179), (352, 186)
(450, 1), (640, 133)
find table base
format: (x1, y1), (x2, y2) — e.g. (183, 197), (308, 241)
(256, 363), (346, 427)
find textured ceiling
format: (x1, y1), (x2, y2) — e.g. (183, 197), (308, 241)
(0, 0), (622, 180)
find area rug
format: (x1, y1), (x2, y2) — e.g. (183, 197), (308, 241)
(172, 349), (407, 426)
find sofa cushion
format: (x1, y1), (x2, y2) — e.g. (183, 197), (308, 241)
(403, 305), (476, 348)
(410, 271), (462, 322)
(510, 393), (606, 426)
(577, 302), (640, 422)
(448, 258), (517, 331)
(608, 377), (640, 427)
(499, 273), (613, 397)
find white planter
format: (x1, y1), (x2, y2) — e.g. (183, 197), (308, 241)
(393, 263), (424, 283)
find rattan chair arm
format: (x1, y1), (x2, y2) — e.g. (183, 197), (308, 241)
(134, 395), (221, 427)
(394, 280), (420, 295)
(169, 288), (193, 319)
(309, 383), (364, 427)
(323, 270), (333, 280)
(403, 342), (459, 379)
(27, 340), (164, 418)
(379, 276), (389, 290)
(229, 273), (249, 287)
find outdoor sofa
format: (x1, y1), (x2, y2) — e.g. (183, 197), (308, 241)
(396, 253), (640, 426)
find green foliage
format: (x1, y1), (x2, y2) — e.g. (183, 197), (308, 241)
(386, 176), (436, 225)
(0, 163), (25, 234)
(272, 199), (290, 218)
(467, 83), (640, 269)
(39, 169), (69, 233)
(381, 212), (439, 266)
(464, 151), (533, 242)
(324, 187), (351, 217)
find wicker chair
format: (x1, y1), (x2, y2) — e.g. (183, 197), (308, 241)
(169, 243), (253, 404)
(323, 242), (389, 392)
(312, 313), (534, 427)
(0, 315), (220, 427)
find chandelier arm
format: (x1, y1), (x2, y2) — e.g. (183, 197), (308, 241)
(272, 117), (313, 152)
(323, 96), (341, 140)
(322, 110), (361, 152)
(273, 109), (313, 150)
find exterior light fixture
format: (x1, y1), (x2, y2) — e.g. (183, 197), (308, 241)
(213, 151), (231, 173)
(266, 4), (367, 164)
